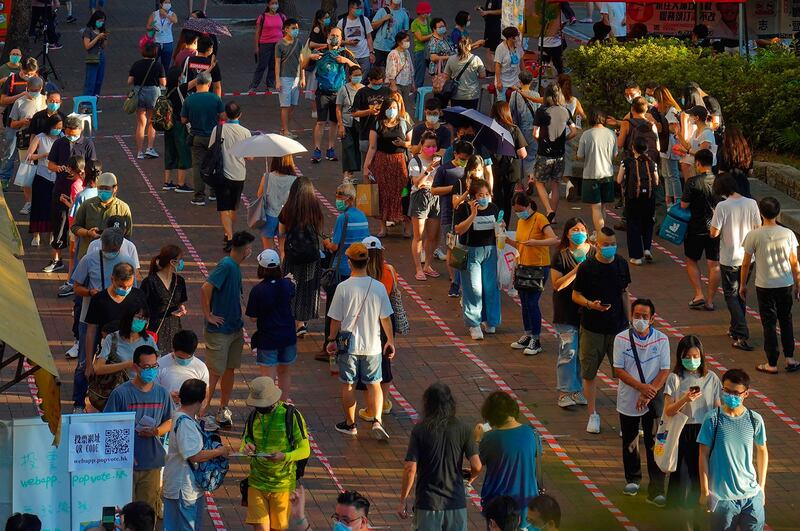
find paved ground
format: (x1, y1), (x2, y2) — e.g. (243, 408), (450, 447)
(2, 1), (800, 530)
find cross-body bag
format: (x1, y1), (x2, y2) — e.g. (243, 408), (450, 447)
(514, 222), (547, 292)
(154, 273), (178, 337)
(440, 55), (474, 100)
(336, 278), (374, 357)
(124, 58), (157, 114)
(628, 328), (664, 419)
(320, 212), (349, 292)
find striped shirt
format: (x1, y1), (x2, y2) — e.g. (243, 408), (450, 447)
(332, 207), (370, 276)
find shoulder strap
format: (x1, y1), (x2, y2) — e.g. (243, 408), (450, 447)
(453, 55), (474, 82)
(709, 407), (722, 456)
(243, 409), (257, 442)
(99, 249), (106, 288)
(360, 15), (368, 35)
(412, 155), (422, 172)
(332, 212), (350, 271)
(627, 329), (647, 384)
(352, 278), (374, 327)
(141, 58), (158, 85)
(284, 404), (307, 449)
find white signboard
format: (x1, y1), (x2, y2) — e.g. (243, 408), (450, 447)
(68, 419), (134, 472)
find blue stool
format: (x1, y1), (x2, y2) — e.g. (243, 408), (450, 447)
(415, 86), (434, 121)
(72, 95), (99, 134)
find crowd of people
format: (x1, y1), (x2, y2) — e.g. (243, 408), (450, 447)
(2, 0), (797, 530)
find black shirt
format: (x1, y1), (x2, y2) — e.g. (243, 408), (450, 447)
(353, 85), (391, 140)
(551, 246), (594, 326)
(140, 273), (188, 329)
(453, 201), (498, 247)
(128, 58), (166, 86)
(681, 172), (720, 235)
(573, 254), (631, 334)
(533, 105), (571, 157)
(29, 109), (66, 137)
(48, 136), (97, 197)
(405, 420), (477, 511)
(85, 288), (148, 330)
(411, 122), (452, 150)
(375, 120), (408, 154)
(183, 55), (222, 88)
(492, 124), (528, 184)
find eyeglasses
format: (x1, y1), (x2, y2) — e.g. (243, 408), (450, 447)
(331, 514), (363, 525)
(139, 363), (159, 370)
(722, 387), (746, 396)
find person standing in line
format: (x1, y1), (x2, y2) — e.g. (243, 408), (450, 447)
(8, 75), (46, 216)
(161, 61), (199, 193)
(399, 383), (481, 528)
(200, 231), (255, 429)
(410, 2), (433, 89)
(128, 42), (167, 160)
(386, 32), (415, 111)
(336, 66), (364, 184)
(576, 108), (617, 236)
(147, 0), (178, 68)
(612, 298), (670, 506)
(69, 171), (128, 262)
(698, 369), (768, 531)
(338, 0), (376, 77)
(709, 175), (761, 352)
(333, 491), (372, 531)
(446, 36), (486, 110)
(25, 114), (62, 250)
(81, 12), (109, 97)
(156, 330), (211, 412)
(527, 495), (562, 531)
(483, 496), (520, 531)
(599, 2), (627, 40)
(140, 244), (188, 353)
(477, 0), (502, 68)
(371, 0), (410, 68)
(741, 197), (800, 374)
(258, 155), (298, 250)
(249, 0), (286, 91)
(407, 131), (442, 281)
(616, 137), (658, 266)
(275, 18), (305, 139)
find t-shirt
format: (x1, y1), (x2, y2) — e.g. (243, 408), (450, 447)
(184, 55), (222, 87)
(353, 85), (391, 140)
(691, 127), (717, 166)
(664, 371), (721, 424)
(697, 408), (766, 501)
(612, 328), (671, 417)
(128, 58), (166, 86)
(493, 125), (528, 184)
(181, 91), (223, 137)
(206, 256), (244, 334)
(515, 212), (551, 266)
(265, 172), (297, 217)
(681, 172), (720, 236)
(493, 41), (521, 89)
(551, 246), (594, 326)
(411, 122), (452, 150)
(331, 208), (370, 276)
(104, 381), (174, 470)
(386, 49), (414, 86)
(166, 65), (190, 116)
(709, 196), (761, 267)
(28, 109), (66, 137)
(573, 254), (631, 334)
(336, 83), (360, 128)
(163, 412), (204, 502)
(600, 2), (627, 37)
(157, 354), (210, 407)
(533, 105), (572, 158)
(432, 162), (465, 225)
(9, 94), (46, 124)
(314, 48), (355, 94)
(99, 332), (158, 379)
(509, 89), (540, 144)
(48, 136), (98, 199)
(72, 248), (140, 321)
(408, 155), (436, 192)
(410, 18), (431, 53)
(85, 288), (148, 332)
(276, 38), (302, 79)
(479, 425), (541, 514)
(327, 276), (393, 356)
(742, 225), (800, 289)
(70, 196), (132, 260)
(372, 7), (410, 52)
(210, 122), (251, 181)
(453, 202), (498, 247)
(578, 126), (617, 180)
(246, 278), (297, 350)
(405, 420), (477, 511)
(339, 15), (372, 58)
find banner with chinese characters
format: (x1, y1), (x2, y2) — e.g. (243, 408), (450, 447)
(68, 419), (134, 472)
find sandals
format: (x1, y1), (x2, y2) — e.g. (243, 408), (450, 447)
(424, 269), (440, 278)
(414, 272), (427, 281)
(688, 298), (706, 309)
(756, 363), (779, 375)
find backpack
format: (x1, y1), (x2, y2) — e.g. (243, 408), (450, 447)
(87, 333), (129, 411)
(244, 404), (308, 480)
(200, 124), (225, 188)
(624, 117), (659, 161)
(337, 13), (369, 42)
(152, 89), (176, 132)
(174, 414), (230, 492)
(285, 225), (320, 265)
(622, 156), (656, 199)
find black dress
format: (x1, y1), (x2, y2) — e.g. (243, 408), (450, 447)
(140, 272), (188, 353)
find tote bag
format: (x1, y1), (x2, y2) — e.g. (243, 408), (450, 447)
(13, 161), (36, 188)
(654, 410), (689, 473)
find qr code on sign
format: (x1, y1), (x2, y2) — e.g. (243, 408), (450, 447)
(104, 428), (131, 455)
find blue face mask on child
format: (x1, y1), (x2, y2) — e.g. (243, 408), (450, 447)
(600, 245), (617, 259)
(516, 209), (531, 220)
(477, 197), (489, 208)
(722, 391), (743, 409)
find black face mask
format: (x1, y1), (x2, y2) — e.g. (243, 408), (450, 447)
(256, 405), (276, 415)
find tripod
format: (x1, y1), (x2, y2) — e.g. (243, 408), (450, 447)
(34, 18), (63, 87)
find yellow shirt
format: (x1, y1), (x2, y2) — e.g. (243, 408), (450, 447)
(516, 212), (551, 267)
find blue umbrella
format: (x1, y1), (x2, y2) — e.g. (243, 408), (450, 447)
(443, 106), (516, 156)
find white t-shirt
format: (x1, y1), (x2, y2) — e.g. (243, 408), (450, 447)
(211, 122), (252, 182)
(338, 15), (372, 58)
(577, 126), (617, 180)
(265, 172), (297, 218)
(742, 225), (799, 289)
(709, 196), (761, 267)
(157, 353), (210, 407)
(327, 276), (393, 356)
(408, 154), (434, 192)
(613, 328), (671, 417)
(600, 2), (627, 37)
(664, 371), (721, 424)
(9, 94), (46, 122)
(691, 127), (717, 166)
(163, 412), (204, 502)
(87, 237), (140, 269)
(494, 41), (521, 89)
(664, 106), (680, 160)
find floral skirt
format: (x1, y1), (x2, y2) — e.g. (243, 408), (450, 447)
(374, 151), (408, 223)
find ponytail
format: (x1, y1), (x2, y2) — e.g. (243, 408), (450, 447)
(149, 244), (182, 276)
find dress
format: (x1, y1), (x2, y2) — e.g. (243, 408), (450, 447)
(29, 133), (57, 234)
(373, 120), (409, 223)
(140, 272), (188, 352)
(280, 214), (321, 322)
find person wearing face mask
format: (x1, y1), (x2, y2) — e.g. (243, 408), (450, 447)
(82, 11), (109, 97)
(336, 66), (364, 184)
(527, 494), (561, 531)
(156, 331), (210, 412)
(141, 244), (189, 352)
(612, 298), (670, 505)
(410, 2), (433, 88)
(371, 0), (410, 68)
(427, 18), (455, 92)
(275, 19), (305, 138)
(250, 0), (287, 91)
(333, 490), (371, 531)
(93, 304), (158, 380)
(104, 345), (174, 516)
(698, 369), (768, 531)
(410, 98), (451, 156)
(71, 171), (130, 260)
(27, 89), (65, 138)
(241, 376), (310, 531)
(338, 0), (376, 78)
(0, 49), (23, 86)
(408, 132), (442, 280)
(351, 67), (390, 162)
(493, 26), (521, 102)
(8, 75), (46, 215)
(386, 32), (415, 109)
(25, 114), (62, 253)
(0, 57), (39, 192)
(147, 0), (179, 68)
(572, 226), (631, 434)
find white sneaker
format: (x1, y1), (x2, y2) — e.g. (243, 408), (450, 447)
(558, 394), (577, 408)
(136, 151), (146, 160)
(30, 233), (40, 246)
(623, 482), (640, 496)
(469, 327), (484, 340)
(65, 341), (79, 359)
(19, 202), (31, 215)
(586, 412), (601, 434)
(481, 322), (496, 334)
(371, 420), (389, 441)
(629, 258), (644, 266)
(215, 407), (233, 428)
(202, 415), (220, 432)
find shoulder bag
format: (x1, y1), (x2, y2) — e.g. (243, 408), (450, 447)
(440, 55), (474, 101)
(247, 174), (270, 230)
(388, 269), (409, 334)
(123, 59), (157, 114)
(320, 212), (349, 292)
(514, 221), (547, 292)
(86, 333), (129, 411)
(335, 278), (373, 357)
(200, 124), (225, 189)
(628, 328), (664, 419)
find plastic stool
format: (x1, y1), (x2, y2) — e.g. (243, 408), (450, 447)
(71, 95), (99, 133)
(415, 86), (434, 121)
(68, 113), (93, 138)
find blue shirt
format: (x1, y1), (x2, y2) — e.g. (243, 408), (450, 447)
(331, 207), (370, 276)
(479, 425), (542, 515)
(432, 162), (465, 226)
(246, 278), (297, 350)
(372, 6), (410, 52)
(206, 256), (244, 334)
(697, 408), (766, 501)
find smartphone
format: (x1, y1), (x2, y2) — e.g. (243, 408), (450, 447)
(101, 506), (116, 531)
(690, 386), (700, 393)
(601, 303), (612, 310)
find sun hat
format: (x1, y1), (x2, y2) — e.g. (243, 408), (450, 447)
(246, 377), (282, 408)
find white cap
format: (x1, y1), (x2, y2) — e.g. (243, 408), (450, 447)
(257, 249), (280, 268)
(362, 235), (383, 250)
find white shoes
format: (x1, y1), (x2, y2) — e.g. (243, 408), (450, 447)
(469, 327), (484, 340)
(586, 412), (601, 434)
(65, 341), (79, 359)
(30, 233), (40, 246)
(19, 202), (31, 215)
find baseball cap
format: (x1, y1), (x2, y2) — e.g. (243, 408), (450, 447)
(362, 236), (383, 250)
(97, 172), (117, 187)
(257, 249), (281, 268)
(345, 242), (369, 260)
(106, 215), (129, 235)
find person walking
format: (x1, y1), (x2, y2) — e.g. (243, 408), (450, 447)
(576, 108), (616, 235)
(82, 11), (109, 97)
(408, 131), (442, 280)
(616, 137), (658, 265)
(249, 0), (286, 91)
(128, 42), (167, 160)
(741, 197), (800, 374)
(275, 18), (304, 138)
(258, 154), (298, 250)
(338, 0), (376, 77)
(140, 244), (188, 352)
(147, 0), (178, 68)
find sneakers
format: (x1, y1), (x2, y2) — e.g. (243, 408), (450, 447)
(43, 259), (64, 273)
(64, 341), (79, 359)
(481, 322), (496, 334)
(326, 148), (338, 161)
(215, 407), (233, 428)
(137, 151), (146, 160)
(371, 420), (389, 441)
(558, 394), (577, 408)
(335, 421), (357, 436)
(511, 335), (532, 350)
(623, 483), (640, 496)
(358, 408), (375, 422)
(433, 248), (447, 261)
(30, 233), (40, 246)
(572, 391), (588, 405)
(202, 415), (220, 432)
(586, 412), (601, 434)
(190, 197), (206, 206)
(19, 202), (31, 215)
(208, 193), (217, 202)
(383, 399), (392, 415)
(145, 148), (159, 158)
(469, 326), (484, 340)
(523, 338), (543, 356)
(629, 258), (644, 266)
(579, 17), (593, 23)
(311, 148), (322, 163)
(66, 15), (78, 23)
(48, 43), (63, 50)
(646, 495), (666, 508)
(732, 338), (754, 351)
(644, 250), (653, 263)
(162, 181), (177, 191)
(175, 184), (194, 193)
(57, 281), (74, 298)
(448, 282), (460, 298)
(296, 324), (308, 337)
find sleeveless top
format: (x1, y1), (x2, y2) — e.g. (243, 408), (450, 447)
(152, 10), (174, 44)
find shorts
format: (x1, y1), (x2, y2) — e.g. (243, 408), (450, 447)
(164, 123), (192, 170)
(136, 85), (161, 110)
(246, 488), (290, 528)
(408, 189), (440, 219)
(533, 155), (566, 183)
(50, 203), (70, 250)
(413, 508), (468, 531)
(260, 214), (280, 238)
(278, 77), (300, 107)
(582, 177), (615, 204)
(204, 329), (245, 375)
(339, 354), (382, 385)
(684, 233), (720, 262)
(256, 344), (298, 367)
(215, 178), (245, 212)
(579, 327), (616, 380)
(315, 91), (337, 123)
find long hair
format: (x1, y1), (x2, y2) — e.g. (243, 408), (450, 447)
(312, 9), (329, 37)
(653, 86), (681, 114)
(421, 382), (456, 429)
(558, 217), (587, 250)
(389, 90), (411, 124)
(557, 73), (573, 102)
(149, 244), (182, 276)
(457, 36), (472, 59)
(490, 101), (514, 129)
(682, 84), (705, 108)
(87, 10), (106, 29)
(270, 154), (297, 176)
(672, 334), (707, 377)
(626, 138), (655, 199)
(279, 176), (324, 233)
(118, 303), (148, 340)
(172, 30), (198, 65)
(366, 248), (385, 282)
(721, 126), (752, 171)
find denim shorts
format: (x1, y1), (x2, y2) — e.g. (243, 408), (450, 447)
(260, 215), (279, 238)
(278, 77), (300, 107)
(339, 354), (382, 385)
(256, 345), (298, 367)
(137, 85), (161, 110)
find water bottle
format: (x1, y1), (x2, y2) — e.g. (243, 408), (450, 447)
(329, 352), (339, 376)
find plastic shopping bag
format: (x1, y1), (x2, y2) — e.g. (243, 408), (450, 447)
(497, 243), (518, 290)
(654, 410), (689, 473)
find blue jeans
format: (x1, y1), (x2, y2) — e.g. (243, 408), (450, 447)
(0, 127), (18, 184)
(72, 321), (99, 407)
(83, 52), (106, 96)
(554, 324), (582, 393)
(711, 490), (765, 531)
(518, 274), (547, 335)
(163, 494), (204, 531)
(665, 157), (683, 200)
(462, 245), (501, 328)
(413, 49), (428, 89)
(158, 41), (174, 69)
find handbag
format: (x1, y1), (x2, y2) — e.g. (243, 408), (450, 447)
(123, 58), (157, 114)
(13, 161), (36, 188)
(432, 60), (449, 94)
(628, 328), (665, 419)
(440, 55), (475, 100)
(389, 281), (410, 335)
(200, 124), (225, 189)
(320, 212), (349, 293)
(86, 333), (129, 411)
(514, 265), (546, 291)
(448, 245), (468, 271)
(247, 195), (268, 230)
(654, 409), (688, 473)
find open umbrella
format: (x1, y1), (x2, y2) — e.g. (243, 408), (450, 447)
(183, 17), (232, 37)
(443, 106), (516, 156)
(229, 133), (307, 158)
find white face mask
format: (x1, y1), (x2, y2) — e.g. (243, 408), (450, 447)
(632, 318), (650, 334)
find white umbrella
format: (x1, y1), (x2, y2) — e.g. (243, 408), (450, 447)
(229, 133), (307, 158)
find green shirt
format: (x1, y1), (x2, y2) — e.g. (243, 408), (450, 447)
(241, 404), (310, 493)
(70, 196), (133, 259)
(180, 91), (224, 137)
(411, 19), (431, 53)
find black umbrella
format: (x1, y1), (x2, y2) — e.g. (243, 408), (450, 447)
(443, 106), (516, 156)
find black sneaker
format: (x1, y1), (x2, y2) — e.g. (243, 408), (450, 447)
(448, 282), (460, 298)
(43, 259), (64, 273)
(335, 421), (357, 436)
(190, 197), (206, 206)
(208, 194), (217, 202)
(162, 182), (176, 191)
(49, 43), (63, 50)
(66, 15), (77, 23)
(296, 324), (308, 337)
(175, 184), (194, 193)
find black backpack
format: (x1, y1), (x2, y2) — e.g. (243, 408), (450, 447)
(625, 117), (659, 161)
(285, 225), (320, 265)
(200, 124), (224, 188)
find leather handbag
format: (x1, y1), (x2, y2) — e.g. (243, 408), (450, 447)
(514, 265), (546, 292)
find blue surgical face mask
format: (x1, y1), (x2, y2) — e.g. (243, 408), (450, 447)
(682, 357), (701, 371)
(600, 245), (617, 259)
(49, 128), (62, 137)
(370, 83), (383, 90)
(139, 367), (158, 383)
(477, 197), (489, 208)
(28, 91), (39, 98)
(335, 199), (348, 212)
(290, 28), (299, 38)
(175, 258), (185, 272)
(355, 8), (363, 16)
(385, 107), (398, 119)
(324, 16), (331, 25)
(131, 318), (147, 333)
(114, 286), (131, 297)
(9, 55), (21, 65)
(103, 251), (119, 260)
(426, 114), (439, 124)
(66, 134), (80, 143)
(570, 231), (587, 245)
(351, 75), (363, 84)
(95, 20), (105, 29)
(516, 209), (531, 220)
(333, 522), (352, 531)
(722, 391), (743, 409)
(437, 26), (447, 35)
(175, 355), (193, 366)
(98, 190), (113, 202)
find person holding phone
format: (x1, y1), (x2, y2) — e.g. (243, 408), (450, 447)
(407, 131), (441, 280)
(140, 244), (189, 352)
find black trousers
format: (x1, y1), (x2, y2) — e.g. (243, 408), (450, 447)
(620, 410), (665, 498)
(721, 265), (750, 340)
(492, 177), (516, 227)
(625, 197), (655, 259)
(30, 5), (60, 44)
(541, 45), (564, 74)
(666, 423), (701, 509)
(756, 285), (795, 366)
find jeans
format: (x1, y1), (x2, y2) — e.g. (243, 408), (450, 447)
(191, 135), (211, 200)
(83, 52), (106, 96)
(666, 158), (683, 199)
(163, 494), (205, 531)
(666, 423), (701, 509)
(519, 277), (547, 336)
(72, 321), (99, 407)
(620, 410), (665, 499)
(0, 127), (18, 184)
(355, 55), (372, 79)
(756, 285), (795, 366)
(250, 42), (277, 89)
(158, 41), (174, 69)
(462, 245), (501, 328)
(710, 490), (765, 531)
(554, 324), (582, 393)
(721, 265), (749, 340)
(625, 197), (655, 259)
(413, 49), (428, 88)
